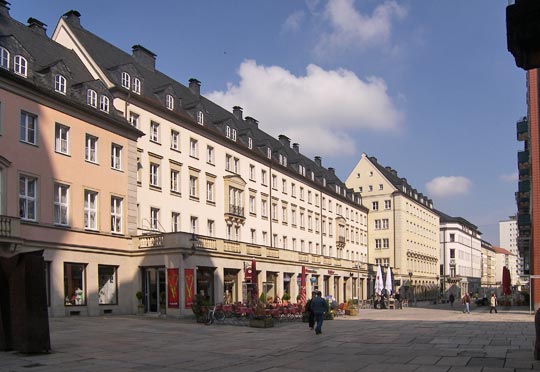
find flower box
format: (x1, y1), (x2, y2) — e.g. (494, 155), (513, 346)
(249, 317), (274, 328)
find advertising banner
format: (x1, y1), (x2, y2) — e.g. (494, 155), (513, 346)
(167, 268), (179, 308)
(185, 268), (195, 308)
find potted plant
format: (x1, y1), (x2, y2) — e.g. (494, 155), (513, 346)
(282, 292), (291, 306)
(249, 301), (274, 328)
(345, 299), (358, 316)
(136, 291), (144, 314)
(191, 294), (210, 323)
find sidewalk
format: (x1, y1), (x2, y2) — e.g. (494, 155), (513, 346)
(1, 305), (539, 372)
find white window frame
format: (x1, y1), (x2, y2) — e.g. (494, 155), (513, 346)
(19, 175), (37, 221)
(226, 126), (231, 138)
(0, 47), (9, 69)
(55, 123), (69, 155)
(150, 207), (160, 230)
(121, 72), (130, 89)
(132, 77), (141, 94)
(149, 163), (160, 187)
(111, 196), (123, 234)
(189, 138), (198, 158)
(171, 130), (179, 150)
(99, 96), (109, 113)
(170, 169), (180, 193)
(20, 111), (37, 145)
(129, 112), (139, 128)
(84, 190), (98, 230)
(85, 134), (98, 163)
(55, 74), (66, 94)
(87, 89), (97, 107)
(197, 111), (204, 125)
(171, 212), (180, 232)
(111, 144), (122, 170)
(150, 121), (160, 143)
(189, 175), (198, 198)
(248, 137), (253, 149)
(206, 181), (214, 202)
(207, 146), (214, 164)
(53, 183), (69, 226)
(232, 129), (237, 141)
(207, 220), (215, 237)
(14, 55), (27, 77)
(166, 94), (174, 110)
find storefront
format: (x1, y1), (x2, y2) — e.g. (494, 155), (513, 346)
(196, 266), (215, 304)
(223, 268), (239, 304)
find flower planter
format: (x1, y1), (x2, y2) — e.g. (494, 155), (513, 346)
(345, 309), (358, 316)
(249, 318), (274, 328)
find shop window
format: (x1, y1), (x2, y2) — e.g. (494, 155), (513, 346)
(98, 265), (118, 305)
(64, 262), (86, 306)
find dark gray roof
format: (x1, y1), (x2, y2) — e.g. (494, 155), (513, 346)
(434, 209), (479, 232)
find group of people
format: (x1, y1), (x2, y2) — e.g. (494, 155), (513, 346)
(305, 291), (329, 335)
(449, 291), (498, 314)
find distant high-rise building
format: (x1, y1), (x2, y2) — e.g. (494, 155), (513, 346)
(499, 217), (523, 283)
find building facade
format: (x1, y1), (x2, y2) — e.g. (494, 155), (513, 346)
(345, 153), (440, 300)
(480, 240), (497, 295)
(499, 216), (524, 284)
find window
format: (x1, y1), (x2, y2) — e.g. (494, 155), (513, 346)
(0, 47), (9, 69)
(64, 263), (86, 306)
(170, 169), (180, 193)
(300, 187), (304, 201)
(232, 129), (237, 141)
(248, 137), (253, 149)
(449, 233), (455, 242)
(384, 200), (391, 209)
(171, 212), (180, 232)
(372, 201), (379, 211)
(121, 72), (130, 89)
(53, 183), (69, 226)
(207, 146), (214, 164)
(282, 179), (287, 193)
(99, 96), (109, 113)
(261, 199), (268, 218)
(129, 112), (139, 128)
(249, 165), (255, 180)
(249, 195), (256, 214)
(55, 123), (69, 154)
(261, 170), (267, 185)
(150, 121), (160, 143)
(368, 185), (373, 192)
(111, 196), (123, 233)
(383, 238), (389, 249)
(251, 229), (257, 244)
(98, 265), (117, 305)
(233, 158), (240, 174)
(55, 75), (66, 94)
(382, 219), (389, 229)
(189, 175), (198, 198)
(132, 77), (141, 94)
(84, 190), (98, 230)
(267, 148), (272, 159)
(87, 89), (97, 107)
(149, 163), (160, 187)
(189, 138), (198, 158)
(171, 130), (179, 150)
(85, 134), (98, 163)
(197, 111), (204, 125)
(166, 94), (174, 110)
(379, 184), (384, 191)
(291, 183), (296, 197)
(150, 207), (160, 230)
(225, 154), (232, 171)
(207, 220), (215, 237)
(111, 144), (122, 170)
(19, 175), (37, 221)
(206, 181), (214, 202)
(229, 187), (243, 216)
(14, 55), (27, 77)
(272, 175), (277, 190)
(262, 231), (268, 244)
(190, 216), (198, 234)
(375, 220), (381, 229)
(20, 111), (37, 144)
(375, 239), (382, 249)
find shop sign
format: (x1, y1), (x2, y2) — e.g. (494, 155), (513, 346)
(184, 268), (194, 308)
(167, 268), (179, 308)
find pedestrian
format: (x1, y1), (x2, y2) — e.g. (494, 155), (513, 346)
(311, 291), (329, 335)
(462, 292), (471, 313)
(449, 292), (455, 307)
(394, 291), (402, 309)
(489, 293), (498, 314)
(305, 291), (316, 330)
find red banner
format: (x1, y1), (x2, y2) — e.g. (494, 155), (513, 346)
(184, 268), (195, 308)
(301, 266), (306, 305)
(167, 268), (179, 308)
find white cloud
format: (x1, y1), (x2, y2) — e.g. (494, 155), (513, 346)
(206, 60), (403, 157)
(425, 176), (472, 198)
(282, 10), (305, 33)
(314, 0), (406, 55)
(499, 172), (518, 182)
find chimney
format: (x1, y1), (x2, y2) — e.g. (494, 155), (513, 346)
(328, 167), (335, 175)
(0, 1), (10, 18)
(132, 44), (156, 71)
(245, 116), (258, 128)
(292, 143), (300, 153)
(314, 156), (322, 167)
(27, 17), (47, 37)
(62, 10), (81, 27)
(233, 106), (243, 121)
(278, 134), (291, 148)
(401, 177), (407, 185)
(189, 78), (201, 96)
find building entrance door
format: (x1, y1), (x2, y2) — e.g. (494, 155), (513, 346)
(143, 267), (166, 313)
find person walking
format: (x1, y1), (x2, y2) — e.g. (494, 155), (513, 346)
(449, 292), (455, 308)
(311, 291), (329, 335)
(305, 291), (316, 330)
(462, 292), (471, 313)
(489, 293), (498, 314)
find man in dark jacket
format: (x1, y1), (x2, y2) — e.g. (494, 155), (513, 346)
(305, 291), (316, 330)
(311, 291), (329, 335)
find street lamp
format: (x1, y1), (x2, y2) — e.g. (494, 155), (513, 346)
(183, 232), (198, 258)
(436, 275), (440, 302)
(408, 271), (414, 306)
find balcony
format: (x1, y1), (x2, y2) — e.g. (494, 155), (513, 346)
(518, 213), (531, 227)
(518, 150), (529, 165)
(336, 235), (346, 249)
(517, 118), (529, 141)
(0, 215), (23, 249)
(518, 180), (530, 192)
(225, 204), (245, 225)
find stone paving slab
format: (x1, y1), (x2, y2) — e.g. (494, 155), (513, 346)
(0, 304), (537, 372)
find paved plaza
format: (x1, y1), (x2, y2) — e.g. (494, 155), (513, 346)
(1, 303), (539, 372)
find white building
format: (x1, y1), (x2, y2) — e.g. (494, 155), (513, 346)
(499, 216), (523, 282)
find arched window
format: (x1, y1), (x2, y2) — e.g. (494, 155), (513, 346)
(0, 47), (9, 69)
(14, 55), (27, 77)
(87, 89), (97, 107)
(55, 74), (67, 94)
(121, 72), (130, 89)
(226, 125), (231, 138)
(166, 94), (174, 110)
(99, 96), (109, 113)
(132, 77), (141, 94)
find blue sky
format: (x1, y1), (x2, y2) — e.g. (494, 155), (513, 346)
(12, 1), (524, 245)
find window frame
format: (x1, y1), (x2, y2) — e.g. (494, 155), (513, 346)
(55, 123), (70, 155)
(132, 77), (141, 94)
(111, 143), (122, 170)
(110, 196), (123, 234)
(20, 111), (37, 145)
(85, 134), (98, 163)
(84, 190), (98, 230)
(14, 55), (27, 77)
(53, 183), (69, 226)
(121, 72), (131, 89)
(99, 96), (109, 113)
(19, 175), (37, 221)
(87, 89), (98, 107)
(55, 74), (67, 94)
(166, 94), (174, 110)
(0, 47), (9, 69)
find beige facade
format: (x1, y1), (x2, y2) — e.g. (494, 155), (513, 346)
(346, 153), (440, 297)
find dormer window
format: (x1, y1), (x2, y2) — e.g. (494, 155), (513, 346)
(197, 111), (204, 125)
(311, 171), (314, 180)
(132, 77), (141, 94)
(55, 74), (67, 94)
(226, 126), (231, 138)
(0, 47), (9, 69)
(99, 96), (109, 113)
(87, 89), (97, 107)
(121, 72), (130, 89)
(14, 55), (27, 77)
(232, 129), (237, 141)
(248, 137), (253, 149)
(166, 94), (174, 110)
(267, 147), (272, 159)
